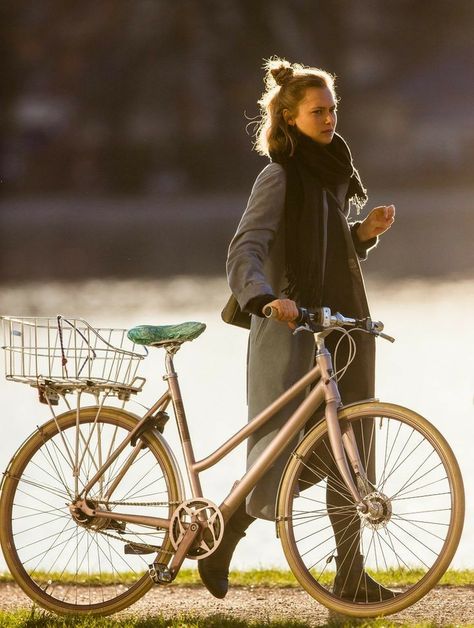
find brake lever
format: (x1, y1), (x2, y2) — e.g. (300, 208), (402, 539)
(376, 331), (396, 343)
(292, 323), (314, 335)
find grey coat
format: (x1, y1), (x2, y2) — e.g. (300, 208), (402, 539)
(227, 162), (377, 520)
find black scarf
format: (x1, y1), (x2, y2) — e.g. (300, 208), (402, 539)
(271, 132), (367, 308)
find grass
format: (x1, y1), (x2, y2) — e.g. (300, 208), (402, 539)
(1, 568), (473, 588)
(0, 610), (473, 628)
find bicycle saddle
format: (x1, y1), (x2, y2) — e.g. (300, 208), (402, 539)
(127, 321), (206, 347)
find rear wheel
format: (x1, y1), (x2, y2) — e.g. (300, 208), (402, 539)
(277, 402), (464, 617)
(0, 406), (183, 615)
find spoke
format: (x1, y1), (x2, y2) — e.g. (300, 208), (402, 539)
(96, 532), (105, 604)
(353, 530), (378, 602)
(380, 416), (391, 487)
(103, 430), (127, 493)
(119, 470), (165, 503)
(41, 526), (89, 586)
(318, 524), (361, 579)
(72, 531), (97, 586)
(381, 433), (426, 490)
(296, 493), (355, 512)
(15, 486), (67, 518)
(378, 419), (403, 490)
(321, 440), (356, 499)
(389, 519), (442, 554)
(17, 522), (77, 553)
(76, 407), (108, 473)
(102, 450), (156, 501)
(359, 417), (375, 479)
(391, 515), (449, 527)
(390, 455), (441, 500)
(105, 424), (120, 466)
(292, 507), (352, 526)
(375, 529), (390, 572)
(383, 524), (432, 569)
(37, 435), (74, 498)
(12, 514), (72, 537)
(296, 512), (356, 544)
(78, 428), (102, 477)
(306, 513), (361, 567)
(300, 444), (351, 498)
(29, 457), (73, 497)
(392, 491), (452, 502)
(11, 474), (70, 501)
(376, 526), (411, 570)
(397, 507), (452, 516)
(25, 520), (78, 570)
(92, 529), (145, 575)
(391, 476), (448, 500)
(391, 514), (448, 541)
(301, 530), (340, 559)
(13, 502), (70, 520)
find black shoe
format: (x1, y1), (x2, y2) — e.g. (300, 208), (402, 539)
(198, 503), (255, 599)
(333, 554), (397, 602)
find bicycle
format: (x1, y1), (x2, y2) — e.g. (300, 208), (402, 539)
(0, 310), (464, 618)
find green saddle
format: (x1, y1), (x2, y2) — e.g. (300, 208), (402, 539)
(127, 322), (206, 347)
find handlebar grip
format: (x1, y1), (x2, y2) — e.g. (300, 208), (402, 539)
(263, 304), (278, 318)
(263, 304), (308, 323)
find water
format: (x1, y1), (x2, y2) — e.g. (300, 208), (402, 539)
(0, 276), (472, 570)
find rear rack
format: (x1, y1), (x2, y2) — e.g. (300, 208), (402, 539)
(1, 315), (147, 401)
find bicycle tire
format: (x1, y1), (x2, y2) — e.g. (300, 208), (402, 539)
(277, 401), (464, 617)
(0, 405), (184, 616)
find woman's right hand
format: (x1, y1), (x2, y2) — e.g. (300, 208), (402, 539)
(263, 298), (299, 328)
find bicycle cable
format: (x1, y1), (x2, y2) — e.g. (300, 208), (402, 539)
(330, 326), (357, 382)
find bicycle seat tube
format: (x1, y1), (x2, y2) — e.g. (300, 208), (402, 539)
(164, 345), (204, 499)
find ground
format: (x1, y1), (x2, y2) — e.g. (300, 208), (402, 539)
(1, 583), (474, 625)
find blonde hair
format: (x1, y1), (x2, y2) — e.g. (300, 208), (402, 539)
(254, 57), (337, 159)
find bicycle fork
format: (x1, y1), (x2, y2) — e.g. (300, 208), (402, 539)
(317, 345), (371, 511)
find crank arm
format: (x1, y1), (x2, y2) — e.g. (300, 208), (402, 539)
(167, 521), (202, 580)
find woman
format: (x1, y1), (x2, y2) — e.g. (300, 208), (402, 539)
(199, 58), (395, 600)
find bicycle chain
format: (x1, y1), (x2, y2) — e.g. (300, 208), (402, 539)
(95, 528), (175, 556)
(92, 499), (181, 557)
(94, 499), (181, 507)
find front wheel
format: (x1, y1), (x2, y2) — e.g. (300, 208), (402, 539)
(277, 402), (464, 617)
(0, 406), (184, 616)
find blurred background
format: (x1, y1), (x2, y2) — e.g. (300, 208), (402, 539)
(1, 0), (473, 280)
(0, 0), (473, 570)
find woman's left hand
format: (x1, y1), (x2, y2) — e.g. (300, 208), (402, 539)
(357, 204), (395, 241)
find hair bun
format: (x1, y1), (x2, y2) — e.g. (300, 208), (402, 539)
(271, 65), (293, 86)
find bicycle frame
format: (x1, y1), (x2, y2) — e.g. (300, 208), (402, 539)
(77, 331), (369, 532)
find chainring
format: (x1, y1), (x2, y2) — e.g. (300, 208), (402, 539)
(170, 498), (224, 559)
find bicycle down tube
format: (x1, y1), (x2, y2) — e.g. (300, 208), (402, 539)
(75, 337), (367, 532)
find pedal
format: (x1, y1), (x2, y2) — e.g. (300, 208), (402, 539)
(124, 542), (160, 555)
(148, 562), (173, 584)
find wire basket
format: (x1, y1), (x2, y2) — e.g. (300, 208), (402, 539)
(1, 316), (147, 394)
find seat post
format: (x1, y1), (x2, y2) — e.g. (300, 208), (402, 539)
(164, 345), (203, 498)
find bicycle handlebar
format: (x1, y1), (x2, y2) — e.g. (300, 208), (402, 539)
(263, 304), (395, 342)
